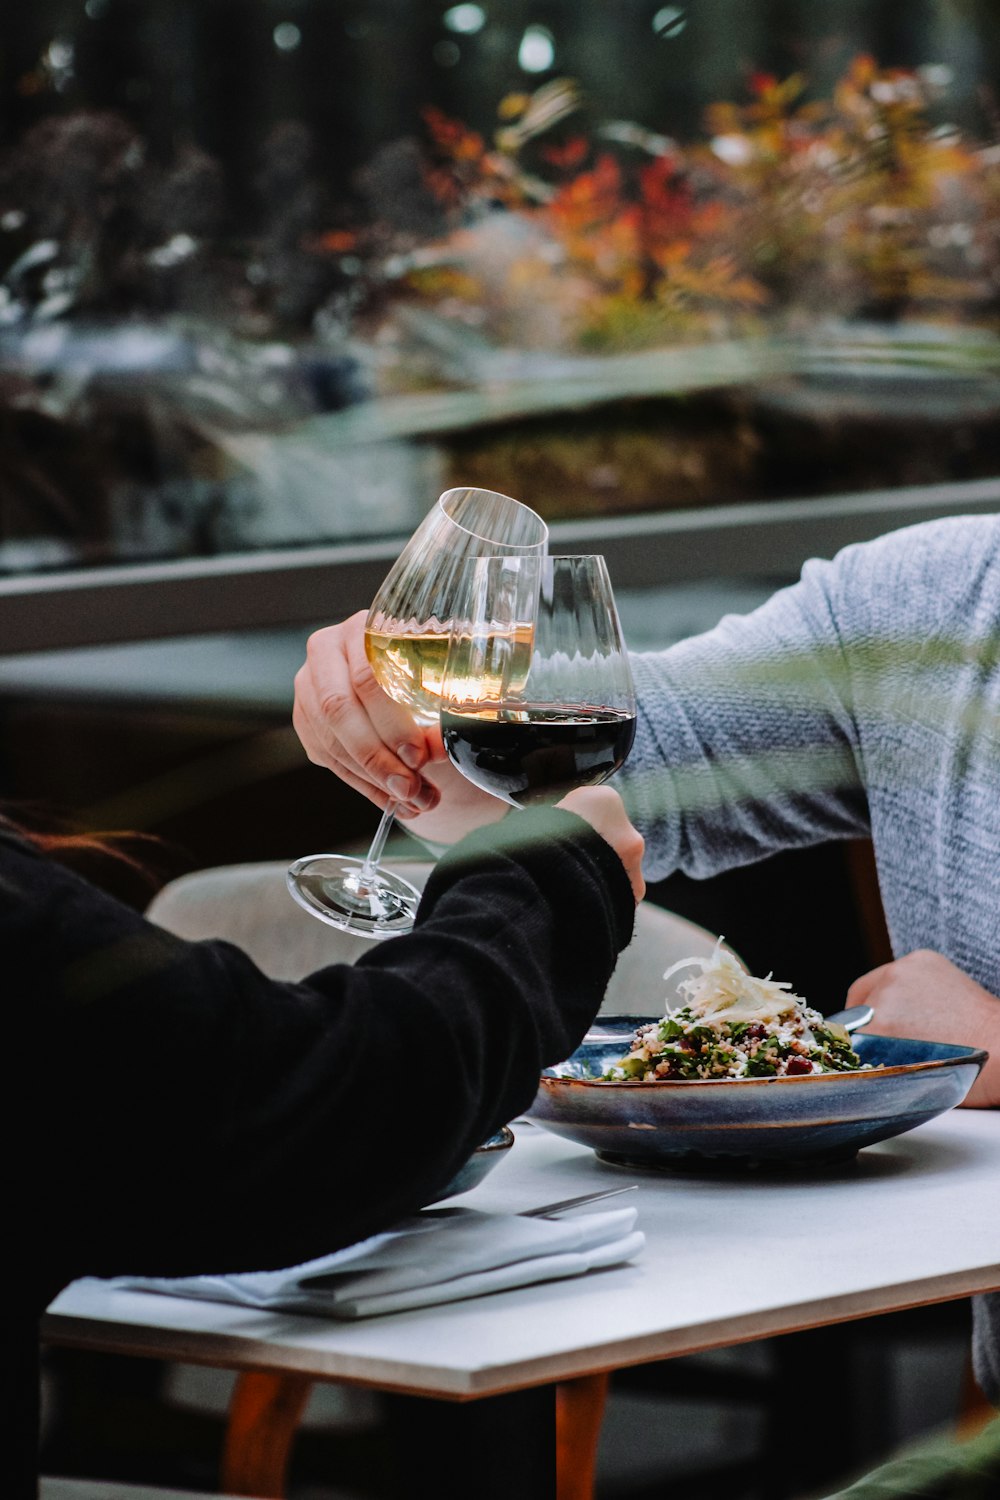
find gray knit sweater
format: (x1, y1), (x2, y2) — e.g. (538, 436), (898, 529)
(620, 513), (1000, 1402)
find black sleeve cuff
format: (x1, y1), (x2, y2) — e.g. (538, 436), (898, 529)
(424, 806), (636, 955)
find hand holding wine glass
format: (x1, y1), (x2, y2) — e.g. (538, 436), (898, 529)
(440, 554), (637, 808)
(287, 487), (547, 939)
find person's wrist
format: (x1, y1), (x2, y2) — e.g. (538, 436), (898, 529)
(404, 829), (451, 861)
(965, 1065), (1000, 1109)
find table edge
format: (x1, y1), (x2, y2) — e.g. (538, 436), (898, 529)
(42, 1264), (1000, 1400)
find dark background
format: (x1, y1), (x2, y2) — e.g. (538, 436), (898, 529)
(3, 0), (998, 211)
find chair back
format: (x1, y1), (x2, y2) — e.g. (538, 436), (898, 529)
(146, 858), (722, 1010)
(146, 859), (433, 976)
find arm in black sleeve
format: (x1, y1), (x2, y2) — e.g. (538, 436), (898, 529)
(26, 808), (633, 1285)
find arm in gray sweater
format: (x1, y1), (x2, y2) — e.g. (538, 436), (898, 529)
(618, 513), (1000, 1407)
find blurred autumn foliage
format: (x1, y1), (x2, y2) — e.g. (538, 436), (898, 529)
(2, 56), (996, 357)
(378, 57), (1000, 352)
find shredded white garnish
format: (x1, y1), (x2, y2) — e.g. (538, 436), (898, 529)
(600, 938), (865, 1081)
(663, 940), (815, 1038)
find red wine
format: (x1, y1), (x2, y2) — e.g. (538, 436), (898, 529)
(441, 702), (637, 806)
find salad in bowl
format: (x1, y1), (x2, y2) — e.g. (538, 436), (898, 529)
(529, 944), (986, 1168)
(603, 945), (864, 1083)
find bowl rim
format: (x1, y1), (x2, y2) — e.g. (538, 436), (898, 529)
(540, 1032), (988, 1090)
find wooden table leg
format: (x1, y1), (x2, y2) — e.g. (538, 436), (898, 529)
(557, 1372), (608, 1500)
(221, 1370), (313, 1498)
(384, 1384), (557, 1500)
(957, 1357), (997, 1440)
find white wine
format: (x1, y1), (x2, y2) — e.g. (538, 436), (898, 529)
(365, 624), (534, 723)
(365, 627), (452, 722)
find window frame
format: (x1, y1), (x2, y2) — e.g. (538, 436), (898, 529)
(0, 475), (997, 655)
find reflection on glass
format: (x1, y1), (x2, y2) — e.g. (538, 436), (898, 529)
(1, 3), (999, 578)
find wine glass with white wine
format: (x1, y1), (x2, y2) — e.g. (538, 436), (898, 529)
(287, 487), (548, 938)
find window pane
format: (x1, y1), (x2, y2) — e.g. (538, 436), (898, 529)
(1, 0), (998, 576)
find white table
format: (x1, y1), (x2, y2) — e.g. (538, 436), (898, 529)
(44, 1111), (1000, 1496)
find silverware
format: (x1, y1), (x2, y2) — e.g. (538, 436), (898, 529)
(519, 1185), (637, 1218)
(825, 1004), (874, 1033)
(583, 1027), (631, 1044)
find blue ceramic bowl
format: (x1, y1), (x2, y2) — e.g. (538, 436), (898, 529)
(429, 1125), (515, 1202)
(529, 1020), (986, 1169)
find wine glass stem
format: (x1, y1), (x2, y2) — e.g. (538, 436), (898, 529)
(359, 803), (399, 885)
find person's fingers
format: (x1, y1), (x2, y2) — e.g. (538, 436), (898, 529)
(559, 787), (646, 903)
(325, 760), (425, 820)
(336, 626), (437, 805)
(292, 618), (437, 810)
(845, 963), (893, 1007)
(292, 657), (387, 801)
(292, 661), (346, 771)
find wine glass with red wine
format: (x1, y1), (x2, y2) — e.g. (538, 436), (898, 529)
(439, 554), (636, 808)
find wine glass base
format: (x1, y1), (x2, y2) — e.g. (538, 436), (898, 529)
(286, 854), (421, 939)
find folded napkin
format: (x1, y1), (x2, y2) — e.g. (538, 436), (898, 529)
(107, 1205), (643, 1319)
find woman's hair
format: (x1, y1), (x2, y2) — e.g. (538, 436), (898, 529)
(0, 807), (155, 877)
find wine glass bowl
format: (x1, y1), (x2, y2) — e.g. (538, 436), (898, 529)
(440, 554), (637, 808)
(287, 487), (548, 938)
(363, 487), (547, 724)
